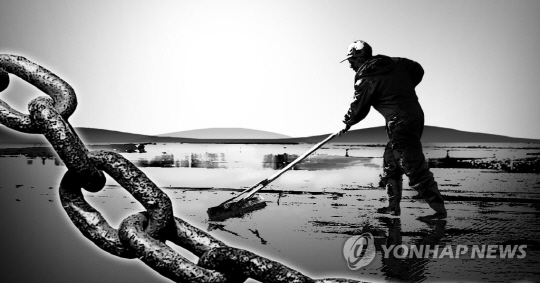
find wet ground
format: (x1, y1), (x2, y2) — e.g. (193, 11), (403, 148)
(166, 178), (540, 283)
(1, 143), (539, 282)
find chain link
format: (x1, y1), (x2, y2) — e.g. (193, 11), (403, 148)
(1, 54), (105, 192)
(30, 96), (106, 191)
(0, 54), (77, 133)
(0, 55), (365, 283)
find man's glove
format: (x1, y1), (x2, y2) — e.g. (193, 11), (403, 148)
(343, 113), (351, 124)
(338, 122), (351, 137)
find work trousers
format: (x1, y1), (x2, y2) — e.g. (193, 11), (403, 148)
(379, 116), (445, 205)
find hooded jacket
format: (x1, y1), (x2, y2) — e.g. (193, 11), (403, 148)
(344, 55), (425, 127)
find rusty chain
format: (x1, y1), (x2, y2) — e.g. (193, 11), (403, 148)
(0, 54), (366, 283)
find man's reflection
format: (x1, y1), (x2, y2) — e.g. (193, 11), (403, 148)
(373, 217), (446, 282)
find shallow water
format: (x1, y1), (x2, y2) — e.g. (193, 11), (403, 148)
(1, 142), (539, 283)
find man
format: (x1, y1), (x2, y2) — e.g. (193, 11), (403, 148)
(338, 40), (447, 220)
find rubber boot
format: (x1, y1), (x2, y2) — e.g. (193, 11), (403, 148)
(417, 184), (447, 221)
(429, 201), (447, 218)
(411, 192), (424, 199)
(417, 202), (447, 221)
(377, 179), (402, 216)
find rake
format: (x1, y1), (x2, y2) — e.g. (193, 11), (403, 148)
(207, 132), (339, 220)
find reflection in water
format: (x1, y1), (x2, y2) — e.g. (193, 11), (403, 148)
(5, 142), (540, 172)
(131, 151), (379, 170)
(207, 223), (247, 239)
(17, 151), (381, 171)
(12, 142), (538, 173)
(23, 156), (63, 166)
(8, 144), (383, 170)
(136, 153), (176, 167)
(191, 153), (225, 168)
(368, 218), (446, 283)
(263, 153), (299, 170)
(134, 152), (227, 168)
(248, 229), (268, 245)
(262, 153), (380, 170)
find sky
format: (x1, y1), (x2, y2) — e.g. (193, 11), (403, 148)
(1, 0), (539, 139)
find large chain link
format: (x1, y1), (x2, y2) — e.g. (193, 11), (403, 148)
(0, 55), (366, 283)
(0, 55), (76, 132)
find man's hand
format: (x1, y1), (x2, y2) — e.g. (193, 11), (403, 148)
(338, 123), (351, 137)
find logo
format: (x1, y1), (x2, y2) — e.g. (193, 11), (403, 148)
(380, 244), (527, 259)
(343, 232), (376, 270)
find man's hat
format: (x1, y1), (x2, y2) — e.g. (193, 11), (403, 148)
(340, 40), (372, 63)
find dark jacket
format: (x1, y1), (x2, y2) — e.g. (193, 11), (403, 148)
(344, 55), (425, 128)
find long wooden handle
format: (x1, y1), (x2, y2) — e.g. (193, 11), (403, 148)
(266, 132), (338, 182)
(237, 132), (339, 201)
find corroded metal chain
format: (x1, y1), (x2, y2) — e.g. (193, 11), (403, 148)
(0, 54), (364, 283)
